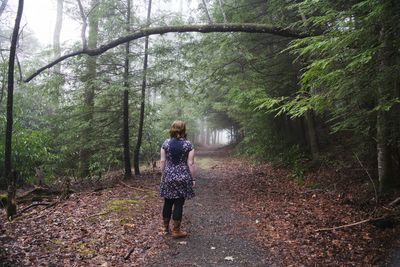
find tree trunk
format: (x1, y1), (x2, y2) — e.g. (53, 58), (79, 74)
(304, 110), (320, 162)
(77, 0), (87, 49)
(123, 0), (132, 178)
(79, 0), (99, 177)
(53, 0), (63, 103)
(201, 0), (213, 24)
(377, 24), (394, 192)
(206, 127), (210, 145)
(53, 0), (63, 63)
(217, 0), (227, 23)
(0, 0), (8, 18)
(133, 0), (152, 175)
(5, 0), (23, 217)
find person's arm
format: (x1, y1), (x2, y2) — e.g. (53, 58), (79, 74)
(187, 149), (195, 186)
(160, 148), (166, 178)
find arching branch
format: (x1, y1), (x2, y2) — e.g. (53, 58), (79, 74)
(24, 23), (306, 82)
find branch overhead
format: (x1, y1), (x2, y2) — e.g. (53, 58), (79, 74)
(25, 23), (306, 82)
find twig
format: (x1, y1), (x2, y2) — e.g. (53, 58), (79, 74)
(124, 246), (135, 260)
(117, 179), (154, 192)
(18, 202), (51, 214)
(315, 218), (372, 232)
(389, 197), (400, 207)
(43, 199), (61, 210)
(315, 215), (389, 232)
(87, 211), (110, 218)
(12, 199), (62, 220)
(354, 153), (378, 205)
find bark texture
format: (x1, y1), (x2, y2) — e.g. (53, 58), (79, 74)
(79, 0), (99, 177)
(53, 0), (63, 103)
(0, 0), (8, 17)
(377, 24), (394, 192)
(304, 110), (320, 162)
(77, 0), (88, 49)
(123, 0), (132, 178)
(5, 0), (24, 216)
(134, 0), (152, 175)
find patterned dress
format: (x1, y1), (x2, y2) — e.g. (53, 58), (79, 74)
(160, 138), (195, 199)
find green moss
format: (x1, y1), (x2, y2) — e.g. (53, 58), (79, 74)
(51, 239), (65, 246)
(46, 239), (66, 251)
(196, 157), (216, 169)
(76, 241), (96, 257)
(105, 198), (142, 212)
(119, 217), (131, 225)
(146, 190), (156, 198)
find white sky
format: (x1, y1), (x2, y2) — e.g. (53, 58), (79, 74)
(7, 0), (80, 46)
(6, 0), (200, 47)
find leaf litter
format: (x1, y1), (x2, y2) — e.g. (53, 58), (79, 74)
(210, 153), (399, 266)
(1, 147), (399, 266)
(0, 171), (167, 267)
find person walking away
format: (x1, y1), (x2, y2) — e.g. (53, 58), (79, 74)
(160, 120), (195, 238)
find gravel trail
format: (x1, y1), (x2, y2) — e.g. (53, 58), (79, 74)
(148, 149), (268, 267)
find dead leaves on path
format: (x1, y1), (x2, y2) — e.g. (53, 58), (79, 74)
(1, 151), (398, 266)
(211, 157), (393, 266)
(0, 175), (166, 266)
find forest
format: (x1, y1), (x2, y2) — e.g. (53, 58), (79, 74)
(1, 0), (400, 266)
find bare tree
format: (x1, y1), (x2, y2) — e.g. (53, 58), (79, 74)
(134, 0), (152, 175)
(0, 0), (8, 18)
(201, 0), (213, 24)
(5, 0), (24, 218)
(123, 0), (132, 178)
(53, 0), (64, 103)
(79, 0), (99, 177)
(376, 24), (394, 192)
(217, 0), (227, 23)
(53, 0), (63, 59)
(77, 0), (88, 49)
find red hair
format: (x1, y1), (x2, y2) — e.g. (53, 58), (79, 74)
(169, 120), (187, 139)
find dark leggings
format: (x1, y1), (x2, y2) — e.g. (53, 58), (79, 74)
(162, 197), (185, 221)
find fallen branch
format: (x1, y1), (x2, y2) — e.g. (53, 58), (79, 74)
(43, 199), (61, 210)
(124, 246), (135, 260)
(315, 218), (372, 232)
(315, 215), (394, 232)
(118, 180), (154, 192)
(389, 197), (400, 207)
(87, 210), (110, 218)
(18, 202), (52, 214)
(13, 198), (62, 219)
(16, 187), (72, 204)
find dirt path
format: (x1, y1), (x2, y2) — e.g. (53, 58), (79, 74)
(147, 146), (395, 266)
(1, 146), (396, 266)
(148, 149), (268, 266)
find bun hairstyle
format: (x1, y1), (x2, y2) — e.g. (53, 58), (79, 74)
(169, 120), (187, 139)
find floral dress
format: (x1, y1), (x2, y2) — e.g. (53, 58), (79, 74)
(160, 138), (195, 199)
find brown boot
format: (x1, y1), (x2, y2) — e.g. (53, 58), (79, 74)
(172, 220), (188, 238)
(163, 218), (170, 234)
